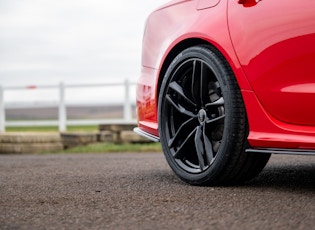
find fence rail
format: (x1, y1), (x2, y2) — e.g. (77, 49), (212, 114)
(0, 80), (137, 132)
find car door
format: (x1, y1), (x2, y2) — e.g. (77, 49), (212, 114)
(228, 0), (315, 126)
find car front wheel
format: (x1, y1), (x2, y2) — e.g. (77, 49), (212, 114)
(158, 46), (270, 185)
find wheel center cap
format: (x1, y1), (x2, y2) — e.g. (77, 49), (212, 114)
(198, 109), (207, 123)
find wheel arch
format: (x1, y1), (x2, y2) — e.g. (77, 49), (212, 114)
(157, 39), (210, 101)
(156, 38), (248, 106)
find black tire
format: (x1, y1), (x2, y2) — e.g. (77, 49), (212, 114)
(158, 46), (270, 185)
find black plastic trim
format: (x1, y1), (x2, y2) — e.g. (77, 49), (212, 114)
(246, 148), (315, 156)
(133, 127), (160, 142)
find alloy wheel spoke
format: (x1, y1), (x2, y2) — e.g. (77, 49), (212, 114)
(168, 117), (197, 148)
(200, 62), (204, 106)
(206, 114), (225, 124)
(169, 81), (196, 107)
(191, 60), (201, 106)
(194, 125), (206, 170)
(200, 62), (210, 107)
(203, 125), (214, 164)
(173, 127), (197, 159)
(166, 95), (196, 118)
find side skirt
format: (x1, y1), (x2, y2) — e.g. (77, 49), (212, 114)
(246, 148), (315, 156)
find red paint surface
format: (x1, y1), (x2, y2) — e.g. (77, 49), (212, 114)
(136, 0), (315, 149)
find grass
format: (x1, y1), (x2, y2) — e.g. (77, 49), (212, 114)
(60, 142), (162, 154)
(6, 125), (98, 132)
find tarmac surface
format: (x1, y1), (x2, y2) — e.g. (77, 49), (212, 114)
(0, 152), (314, 230)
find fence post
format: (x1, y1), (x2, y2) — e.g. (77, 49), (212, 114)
(0, 86), (5, 132)
(59, 82), (66, 132)
(123, 79), (132, 121)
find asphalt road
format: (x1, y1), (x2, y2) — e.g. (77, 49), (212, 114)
(0, 152), (314, 230)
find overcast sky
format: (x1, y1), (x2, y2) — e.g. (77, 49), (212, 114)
(0, 0), (167, 104)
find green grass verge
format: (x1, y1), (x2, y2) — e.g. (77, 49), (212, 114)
(59, 142), (162, 153)
(7, 125), (98, 132)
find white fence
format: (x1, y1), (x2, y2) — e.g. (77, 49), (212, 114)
(0, 80), (137, 132)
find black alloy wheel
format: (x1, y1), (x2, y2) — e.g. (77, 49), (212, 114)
(158, 46), (270, 185)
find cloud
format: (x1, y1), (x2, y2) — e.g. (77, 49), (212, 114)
(0, 0), (167, 90)
(0, 0), (168, 105)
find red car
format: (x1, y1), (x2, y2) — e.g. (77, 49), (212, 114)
(134, 0), (315, 185)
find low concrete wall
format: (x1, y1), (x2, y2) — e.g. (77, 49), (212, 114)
(0, 124), (152, 154)
(61, 132), (99, 149)
(99, 123), (151, 144)
(0, 133), (63, 154)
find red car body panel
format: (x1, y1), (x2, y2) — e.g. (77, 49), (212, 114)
(136, 0), (315, 149)
(137, 0), (250, 136)
(228, 0), (315, 149)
